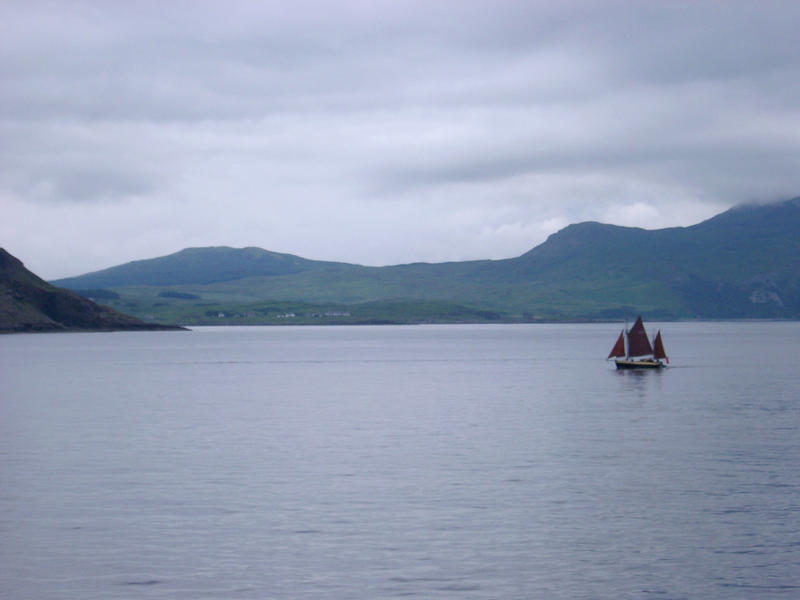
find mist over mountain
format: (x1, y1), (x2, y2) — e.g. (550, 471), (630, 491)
(52, 198), (800, 323)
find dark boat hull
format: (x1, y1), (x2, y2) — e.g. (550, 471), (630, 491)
(615, 359), (665, 370)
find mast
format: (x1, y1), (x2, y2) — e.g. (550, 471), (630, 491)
(625, 327), (629, 359)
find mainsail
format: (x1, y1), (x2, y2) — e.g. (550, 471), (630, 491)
(608, 331), (626, 358)
(626, 316), (654, 357)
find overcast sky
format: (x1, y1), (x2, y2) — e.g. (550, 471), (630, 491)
(2, 1), (799, 279)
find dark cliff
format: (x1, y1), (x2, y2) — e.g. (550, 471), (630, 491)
(0, 248), (184, 333)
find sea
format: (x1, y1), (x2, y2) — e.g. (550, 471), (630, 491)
(1, 322), (799, 599)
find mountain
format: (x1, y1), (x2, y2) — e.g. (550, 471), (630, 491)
(482, 197), (800, 317)
(52, 197), (800, 323)
(53, 246), (329, 288)
(0, 248), (184, 333)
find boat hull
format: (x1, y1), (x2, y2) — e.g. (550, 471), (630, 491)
(615, 359), (665, 370)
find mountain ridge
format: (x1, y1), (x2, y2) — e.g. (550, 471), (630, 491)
(51, 197), (800, 322)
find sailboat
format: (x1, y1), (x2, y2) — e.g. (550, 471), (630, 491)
(607, 315), (668, 369)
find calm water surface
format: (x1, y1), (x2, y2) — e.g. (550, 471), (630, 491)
(1, 323), (799, 599)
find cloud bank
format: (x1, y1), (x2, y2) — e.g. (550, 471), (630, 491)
(2, 1), (799, 278)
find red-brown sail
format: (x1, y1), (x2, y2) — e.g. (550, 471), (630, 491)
(608, 331), (626, 358)
(627, 316), (653, 357)
(653, 330), (668, 363)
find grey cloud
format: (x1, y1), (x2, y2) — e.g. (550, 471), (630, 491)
(37, 165), (160, 203)
(0, 120), (169, 202)
(2, 161), (164, 203)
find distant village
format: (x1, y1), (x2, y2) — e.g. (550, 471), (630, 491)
(211, 310), (351, 320)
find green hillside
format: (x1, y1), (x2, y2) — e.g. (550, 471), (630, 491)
(52, 197), (800, 324)
(53, 246), (332, 287)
